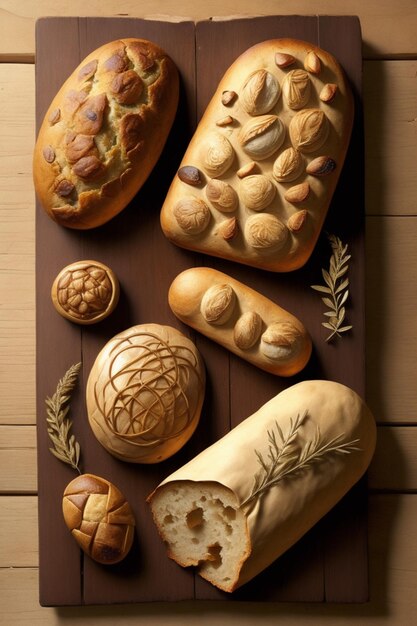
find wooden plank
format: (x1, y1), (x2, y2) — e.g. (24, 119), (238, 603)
(0, 496), (38, 566)
(0, 63), (36, 426)
(34, 16), (197, 607)
(193, 14), (366, 604)
(2, 59), (417, 428)
(364, 60), (417, 217)
(369, 427), (417, 491)
(1, 0), (417, 60)
(0, 426), (37, 493)
(366, 216), (417, 423)
(1, 495), (417, 623)
(5, 424), (417, 494)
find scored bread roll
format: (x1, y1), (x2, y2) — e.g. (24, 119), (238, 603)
(63, 473), (135, 565)
(86, 323), (205, 463)
(148, 380), (376, 592)
(160, 39), (353, 271)
(168, 267), (312, 376)
(34, 38), (179, 229)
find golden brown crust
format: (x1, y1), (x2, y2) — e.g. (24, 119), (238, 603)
(86, 323), (205, 463)
(168, 267), (312, 377)
(160, 38), (354, 271)
(50, 259), (119, 324)
(34, 38), (179, 229)
(62, 473), (135, 565)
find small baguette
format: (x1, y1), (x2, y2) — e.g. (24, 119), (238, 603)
(148, 380), (376, 592)
(34, 38), (179, 229)
(168, 267), (312, 376)
(160, 38), (353, 271)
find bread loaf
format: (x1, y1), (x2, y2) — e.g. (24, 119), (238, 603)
(33, 38), (179, 229)
(160, 39), (353, 271)
(86, 323), (205, 463)
(169, 267), (311, 376)
(63, 473), (135, 564)
(148, 380), (376, 592)
(51, 259), (119, 324)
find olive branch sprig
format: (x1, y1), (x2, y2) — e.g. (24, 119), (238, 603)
(45, 362), (82, 474)
(240, 411), (360, 508)
(311, 234), (353, 342)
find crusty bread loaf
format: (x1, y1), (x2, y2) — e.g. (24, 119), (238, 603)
(169, 267), (311, 376)
(160, 39), (353, 271)
(148, 380), (376, 592)
(51, 259), (119, 324)
(86, 323), (205, 463)
(34, 38), (179, 229)
(62, 473), (135, 564)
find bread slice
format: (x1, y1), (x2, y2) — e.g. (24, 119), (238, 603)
(149, 480), (250, 592)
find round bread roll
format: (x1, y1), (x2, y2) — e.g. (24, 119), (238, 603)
(51, 259), (119, 324)
(33, 38), (179, 229)
(86, 323), (205, 463)
(63, 473), (135, 565)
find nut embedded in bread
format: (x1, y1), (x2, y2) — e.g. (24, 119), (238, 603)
(86, 323), (205, 463)
(63, 473), (135, 565)
(33, 38), (179, 229)
(148, 380), (377, 592)
(160, 38), (353, 272)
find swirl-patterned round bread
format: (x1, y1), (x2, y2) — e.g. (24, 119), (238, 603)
(86, 323), (205, 463)
(160, 38), (353, 271)
(62, 473), (135, 565)
(33, 38), (179, 229)
(168, 267), (312, 377)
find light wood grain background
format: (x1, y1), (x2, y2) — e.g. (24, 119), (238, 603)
(0, 1), (416, 623)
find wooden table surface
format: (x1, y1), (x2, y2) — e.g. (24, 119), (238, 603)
(0, 1), (416, 623)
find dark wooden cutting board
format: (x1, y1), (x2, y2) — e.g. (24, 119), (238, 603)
(35, 15), (366, 606)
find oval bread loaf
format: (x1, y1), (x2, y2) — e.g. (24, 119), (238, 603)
(34, 38), (179, 229)
(148, 380), (376, 592)
(160, 39), (353, 271)
(63, 473), (135, 564)
(86, 323), (205, 463)
(168, 267), (312, 376)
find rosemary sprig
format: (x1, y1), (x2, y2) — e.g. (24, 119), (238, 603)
(240, 413), (360, 508)
(311, 233), (353, 342)
(45, 362), (82, 474)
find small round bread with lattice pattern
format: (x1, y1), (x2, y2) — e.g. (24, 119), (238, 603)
(62, 473), (135, 564)
(51, 259), (119, 324)
(86, 323), (206, 463)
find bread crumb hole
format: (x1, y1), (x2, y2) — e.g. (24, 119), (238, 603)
(206, 543), (222, 568)
(225, 523), (233, 536)
(223, 506), (236, 520)
(192, 537), (200, 544)
(186, 507), (204, 529)
(164, 514), (174, 524)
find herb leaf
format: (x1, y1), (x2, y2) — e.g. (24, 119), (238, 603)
(240, 413), (360, 508)
(45, 362), (82, 474)
(311, 234), (352, 342)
